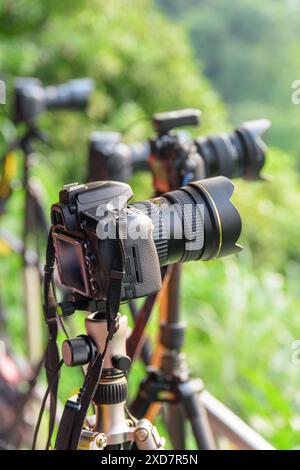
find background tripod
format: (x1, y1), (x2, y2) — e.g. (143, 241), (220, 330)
(130, 264), (216, 449)
(0, 77), (94, 450)
(130, 263), (274, 450)
(127, 110), (273, 449)
(1, 126), (52, 362)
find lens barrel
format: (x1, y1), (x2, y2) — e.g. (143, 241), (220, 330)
(134, 176), (242, 265)
(195, 119), (270, 181)
(45, 78), (94, 111)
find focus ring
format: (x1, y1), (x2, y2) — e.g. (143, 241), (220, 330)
(164, 189), (204, 262)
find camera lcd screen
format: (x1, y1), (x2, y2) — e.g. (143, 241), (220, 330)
(54, 234), (89, 296)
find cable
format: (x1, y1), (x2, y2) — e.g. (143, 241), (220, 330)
(57, 312), (69, 339)
(32, 359), (64, 450)
(120, 116), (151, 135)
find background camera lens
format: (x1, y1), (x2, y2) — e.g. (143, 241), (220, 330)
(194, 119), (270, 181)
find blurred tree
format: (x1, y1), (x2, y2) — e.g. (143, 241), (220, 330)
(0, 0), (226, 183)
(157, 0), (300, 156)
(1, 0), (300, 450)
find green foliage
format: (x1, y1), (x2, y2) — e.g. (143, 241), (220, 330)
(158, 0), (300, 156)
(129, 145), (300, 449)
(0, 0), (226, 184)
(180, 146), (300, 449)
(0, 0), (300, 450)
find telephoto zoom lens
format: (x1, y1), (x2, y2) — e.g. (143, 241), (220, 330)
(194, 120), (270, 180)
(133, 176), (242, 265)
(45, 78), (94, 111)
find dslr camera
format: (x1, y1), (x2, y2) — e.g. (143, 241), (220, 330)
(51, 176), (241, 303)
(14, 77), (94, 124)
(87, 109), (270, 191)
(88, 131), (150, 182)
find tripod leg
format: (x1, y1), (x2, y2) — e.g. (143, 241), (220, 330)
(24, 263), (43, 362)
(128, 299), (152, 364)
(164, 403), (186, 450)
(0, 294), (7, 335)
(129, 371), (163, 420)
(23, 191), (43, 363)
(130, 387), (153, 419)
(178, 381), (216, 450)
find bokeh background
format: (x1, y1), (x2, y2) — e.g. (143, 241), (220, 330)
(1, 0), (300, 449)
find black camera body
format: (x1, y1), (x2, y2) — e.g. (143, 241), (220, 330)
(14, 77), (94, 124)
(87, 131), (150, 183)
(149, 109), (205, 193)
(51, 181), (162, 302)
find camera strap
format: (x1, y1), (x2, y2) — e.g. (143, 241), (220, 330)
(56, 224), (124, 450)
(43, 229), (61, 447)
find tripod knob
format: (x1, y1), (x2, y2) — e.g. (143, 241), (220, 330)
(111, 354), (131, 372)
(62, 335), (96, 367)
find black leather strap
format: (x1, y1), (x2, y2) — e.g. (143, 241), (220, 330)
(43, 229), (60, 448)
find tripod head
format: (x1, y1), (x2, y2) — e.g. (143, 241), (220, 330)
(54, 310), (164, 450)
(57, 312), (132, 450)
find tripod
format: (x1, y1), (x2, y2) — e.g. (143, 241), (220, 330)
(0, 126), (49, 362)
(129, 263), (274, 450)
(130, 264), (215, 449)
(57, 312), (165, 450)
(0, 127), (66, 450)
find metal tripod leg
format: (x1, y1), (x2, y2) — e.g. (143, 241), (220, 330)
(130, 368), (216, 450)
(164, 403), (186, 450)
(130, 369), (162, 419)
(131, 264), (217, 450)
(176, 380), (216, 450)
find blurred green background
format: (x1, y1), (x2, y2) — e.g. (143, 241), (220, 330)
(0, 0), (300, 449)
